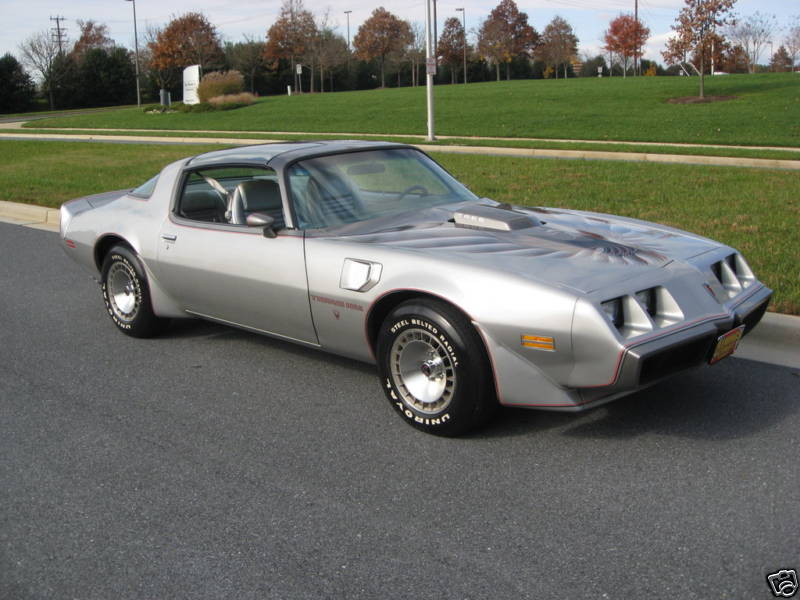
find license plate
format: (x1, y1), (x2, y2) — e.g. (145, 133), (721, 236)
(709, 325), (746, 364)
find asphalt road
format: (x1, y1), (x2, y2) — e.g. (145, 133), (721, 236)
(2, 221), (799, 600)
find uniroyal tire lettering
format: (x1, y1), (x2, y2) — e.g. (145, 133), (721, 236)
(393, 401), (449, 426)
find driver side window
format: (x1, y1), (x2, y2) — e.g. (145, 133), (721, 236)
(176, 166), (284, 228)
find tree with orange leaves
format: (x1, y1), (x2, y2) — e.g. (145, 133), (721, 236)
(265, 0), (317, 93)
(149, 12), (223, 77)
(353, 7), (412, 88)
(603, 14), (650, 77)
(72, 21), (114, 58)
(477, 0), (538, 81)
(661, 0), (736, 98)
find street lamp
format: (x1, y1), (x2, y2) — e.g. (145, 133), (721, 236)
(124, 0), (141, 106)
(768, 41), (774, 70)
(344, 10), (352, 50)
(455, 8), (466, 84)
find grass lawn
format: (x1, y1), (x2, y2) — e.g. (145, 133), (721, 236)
(11, 128), (800, 162)
(0, 139), (796, 313)
(28, 73), (800, 147)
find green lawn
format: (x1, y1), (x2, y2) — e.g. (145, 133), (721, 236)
(12, 127), (800, 162)
(28, 73), (800, 146)
(1, 139), (796, 314)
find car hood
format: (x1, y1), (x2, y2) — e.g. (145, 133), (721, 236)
(320, 203), (721, 293)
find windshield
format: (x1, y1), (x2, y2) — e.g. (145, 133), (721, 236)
(287, 148), (478, 229)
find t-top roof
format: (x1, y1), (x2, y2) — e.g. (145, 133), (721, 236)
(186, 140), (411, 169)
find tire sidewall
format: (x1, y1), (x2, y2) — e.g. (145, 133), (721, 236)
(377, 301), (490, 435)
(101, 246), (153, 336)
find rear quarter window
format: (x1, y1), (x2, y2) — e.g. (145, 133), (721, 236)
(130, 174), (159, 198)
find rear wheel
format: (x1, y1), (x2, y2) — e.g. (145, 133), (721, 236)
(376, 299), (496, 436)
(101, 245), (168, 338)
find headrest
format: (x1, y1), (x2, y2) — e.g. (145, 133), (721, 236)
(181, 189), (224, 213)
(239, 179), (281, 212)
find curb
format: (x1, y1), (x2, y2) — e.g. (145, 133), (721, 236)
(0, 200), (59, 231)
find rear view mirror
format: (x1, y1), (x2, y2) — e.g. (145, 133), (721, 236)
(246, 212), (277, 238)
(347, 162), (386, 175)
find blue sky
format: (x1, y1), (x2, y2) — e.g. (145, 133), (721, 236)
(3, 0), (796, 65)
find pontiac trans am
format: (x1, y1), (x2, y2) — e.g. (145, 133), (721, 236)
(60, 141), (772, 435)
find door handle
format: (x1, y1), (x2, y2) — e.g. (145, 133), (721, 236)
(161, 234), (177, 242)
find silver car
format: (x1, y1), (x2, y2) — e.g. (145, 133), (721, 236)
(60, 141), (772, 435)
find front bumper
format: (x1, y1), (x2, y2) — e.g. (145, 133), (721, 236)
(571, 283), (772, 410)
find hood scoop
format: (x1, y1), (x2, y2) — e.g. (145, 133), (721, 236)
(453, 203), (540, 232)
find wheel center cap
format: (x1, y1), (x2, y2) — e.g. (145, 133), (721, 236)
(420, 357), (443, 380)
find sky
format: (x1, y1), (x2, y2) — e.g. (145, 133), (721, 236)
(2, 0), (796, 66)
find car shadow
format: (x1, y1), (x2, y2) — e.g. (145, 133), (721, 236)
(162, 317), (377, 375)
(477, 358), (800, 441)
(155, 319), (799, 442)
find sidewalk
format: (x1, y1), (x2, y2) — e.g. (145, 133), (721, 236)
(0, 199), (797, 369)
(2, 130), (799, 171)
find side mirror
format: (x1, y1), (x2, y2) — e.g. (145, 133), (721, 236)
(246, 212), (277, 238)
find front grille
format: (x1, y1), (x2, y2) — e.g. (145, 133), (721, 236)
(737, 299), (769, 337)
(638, 335), (717, 385)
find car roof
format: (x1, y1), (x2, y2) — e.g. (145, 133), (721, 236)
(185, 140), (414, 169)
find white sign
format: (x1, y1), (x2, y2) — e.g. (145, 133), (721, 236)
(296, 63), (303, 75)
(183, 65), (201, 105)
(426, 57), (437, 76)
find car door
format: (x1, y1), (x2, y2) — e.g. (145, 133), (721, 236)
(153, 166), (318, 345)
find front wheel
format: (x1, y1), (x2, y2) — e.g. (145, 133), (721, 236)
(376, 299), (496, 436)
(101, 245), (168, 338)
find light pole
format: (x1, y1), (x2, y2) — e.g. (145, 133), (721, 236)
(344, 10), (352, 50)
(455, 8), (466, 84)
(425, 0), (435, 141)
(125, 0), (141, 106)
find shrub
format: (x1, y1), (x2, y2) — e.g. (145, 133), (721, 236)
(197, 70), (244, 103)
(207, 92), (257, 110)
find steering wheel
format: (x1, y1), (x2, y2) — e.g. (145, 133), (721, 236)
(397, 185), (429, 203)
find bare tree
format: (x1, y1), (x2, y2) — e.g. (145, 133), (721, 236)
(408, 23), (425, 87)
(18, 31), (60, 108)
(784, 18), (800, 72)
(726, 12), (777, 72)
(226, 35), (266, 93)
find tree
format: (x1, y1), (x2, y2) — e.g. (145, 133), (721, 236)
(770, 46), (793, 72)
(408, 23), (425, 87)
(438, 17), (467, 84)
(0, 54), (35, 112)
(353, 7), (412, 88)
(72, 20), (114, 57)
(18, 31), (60, 109)
(477, 0), (538, 81)
(149, 12), (223, 78)
(785, 19), (800, 72)
(314, 30), (348, 92)
(726, 12), (777, 72)
(265, 0), (317, 93)
(690, 31), (728, 73)
(662, 0), (737, 98)
(77, 47), (136, 106)
(226, 36), (266, 93)
(604, 14), (650, 77)
(579, 54), (607, 77)
(721, 43), (749, 73)
(540, 16), (579, 79)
